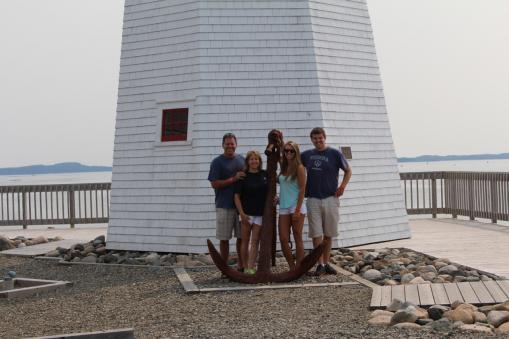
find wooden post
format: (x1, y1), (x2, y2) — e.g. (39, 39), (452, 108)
(451, 173), (458, 219)
(491, 175), (498, 224)
(22, 189), (27, 229)
(468, 173), (475, 220)
(431, 176), (437, 218)
(68, 188), (76, 229)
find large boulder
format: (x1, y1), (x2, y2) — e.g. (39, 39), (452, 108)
(0, 236), (15, 251)
(390, 306), (419, 325)
(29, 235), (49, 246)
(417, 265), (438, 274)
(362, 269), (382, 282)
(459, 324), (493, 334)
(428, 305), (450, 320)
(401, 273), (415, 284)
(496, 322), (509, 334)
(409, 277), (428, 284)
(393, 323), (421, 330)
(93, 235), (106, 246)
(424, 318), (453, 332)
(144, 253), (161, 266)
(44, 249), (61, 257)
(443, 309), (474, 324)
(487, 310), (509, 328)
(493, 301), (509, 312)
(438, 264), (459, 275)
(474, 311), (488, 323)
(368, 315), (392, 326)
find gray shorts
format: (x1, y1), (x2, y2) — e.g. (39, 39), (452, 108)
(216, 208), (241, 240)
(306, 196), (340, 238)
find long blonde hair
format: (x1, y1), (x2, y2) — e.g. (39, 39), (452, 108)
(280, 141), (302, 181)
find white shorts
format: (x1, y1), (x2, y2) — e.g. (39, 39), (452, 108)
(279, 204), (307, 216)
(247, 215), (263, 226)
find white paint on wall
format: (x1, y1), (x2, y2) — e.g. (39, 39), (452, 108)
(107, 0), (410, 253)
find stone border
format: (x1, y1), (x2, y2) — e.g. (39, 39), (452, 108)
(400, 247), (504, 280)
(173, 267), (361, 294)
(0, 278), (73, 299)
(24, 328), (134, 339)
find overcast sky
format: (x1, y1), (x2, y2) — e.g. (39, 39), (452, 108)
(0, 0), (508, 167)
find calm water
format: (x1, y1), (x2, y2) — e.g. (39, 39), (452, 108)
(399, 159), (509, 173)
(0, 159), (508, 185)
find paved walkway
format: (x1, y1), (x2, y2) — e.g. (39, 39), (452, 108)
(0, 225), (106, 241)
(1, 219), (508, 278)
(353, 218), (509, 278)
(1, 225), (106, 257)
(0, 239), (87, 257)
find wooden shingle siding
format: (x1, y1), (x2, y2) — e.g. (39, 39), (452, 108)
(308, 0), (409, 246)
(107, 0), (410, 253)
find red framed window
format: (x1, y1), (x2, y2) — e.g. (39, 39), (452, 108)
(161, 108), (188, 142)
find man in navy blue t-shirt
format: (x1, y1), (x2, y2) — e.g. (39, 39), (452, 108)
(208, 133), (245, 271)
(301, 127), (352, 276)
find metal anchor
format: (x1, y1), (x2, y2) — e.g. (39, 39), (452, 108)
(208, 129), (323, 284)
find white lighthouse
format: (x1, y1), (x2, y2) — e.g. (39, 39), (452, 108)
(106, 0), (410, 253)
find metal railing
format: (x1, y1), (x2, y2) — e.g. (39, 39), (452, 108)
(400, 172), (509, 223)
(0, 183), (110, 228)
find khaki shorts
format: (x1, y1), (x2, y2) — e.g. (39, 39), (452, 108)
(216, 208), (241, 240)
(306, 196), (340, 238)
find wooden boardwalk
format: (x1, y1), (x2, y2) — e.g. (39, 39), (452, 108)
(371, 280), (509, 309)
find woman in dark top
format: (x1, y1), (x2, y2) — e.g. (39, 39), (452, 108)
(234, 150), (267, 275)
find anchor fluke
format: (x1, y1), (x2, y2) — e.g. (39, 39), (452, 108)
(207, 239), (324, 284)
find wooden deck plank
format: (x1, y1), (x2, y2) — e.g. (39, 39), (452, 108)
(173, 267), (199, 294)
(417, 284), (435, 306)
(457, 282), (480, 304)
(431, 284), (450, 305)
(444, 283), (464, 304)
(470, 281), (495, 304)
(392, 285), (405, 302)
(404, 284), (420, 305)
(370, 286), (382, 309)
(483, 281), (509, 303)
(496, 280), (509, 299)
(380, 286), (392, 307)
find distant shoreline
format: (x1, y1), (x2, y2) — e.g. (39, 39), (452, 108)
(1, 154), (508, 175)
(0, 162), (112, 176)
(398, 153), (509, 163)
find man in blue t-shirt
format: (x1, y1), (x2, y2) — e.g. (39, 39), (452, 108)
(301, 127), (352, 276)
(208, 133), (245, 271)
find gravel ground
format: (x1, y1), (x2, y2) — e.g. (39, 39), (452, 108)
(187, 258), (352, 289)
(1, 256), (509, 339)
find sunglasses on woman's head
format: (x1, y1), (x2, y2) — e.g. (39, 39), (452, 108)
(284, 149), (295, 154)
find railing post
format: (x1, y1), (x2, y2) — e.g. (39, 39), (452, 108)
(68, 188), (75, 229)
(491, 176), (498, 224)
(431, 175), (437, 218)
(451, 173), (458, 219)
(468, 173), (475, 221)
(22, 189), (27, 229)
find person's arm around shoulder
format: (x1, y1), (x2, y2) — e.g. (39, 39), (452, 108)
(209, 158), (245, 189)
(293, 164), (307, 221)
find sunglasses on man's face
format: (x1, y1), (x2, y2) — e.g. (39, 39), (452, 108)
(284, 149), (295, 154)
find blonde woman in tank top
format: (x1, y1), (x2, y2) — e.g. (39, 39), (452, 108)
(278, 141), (307, 269)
